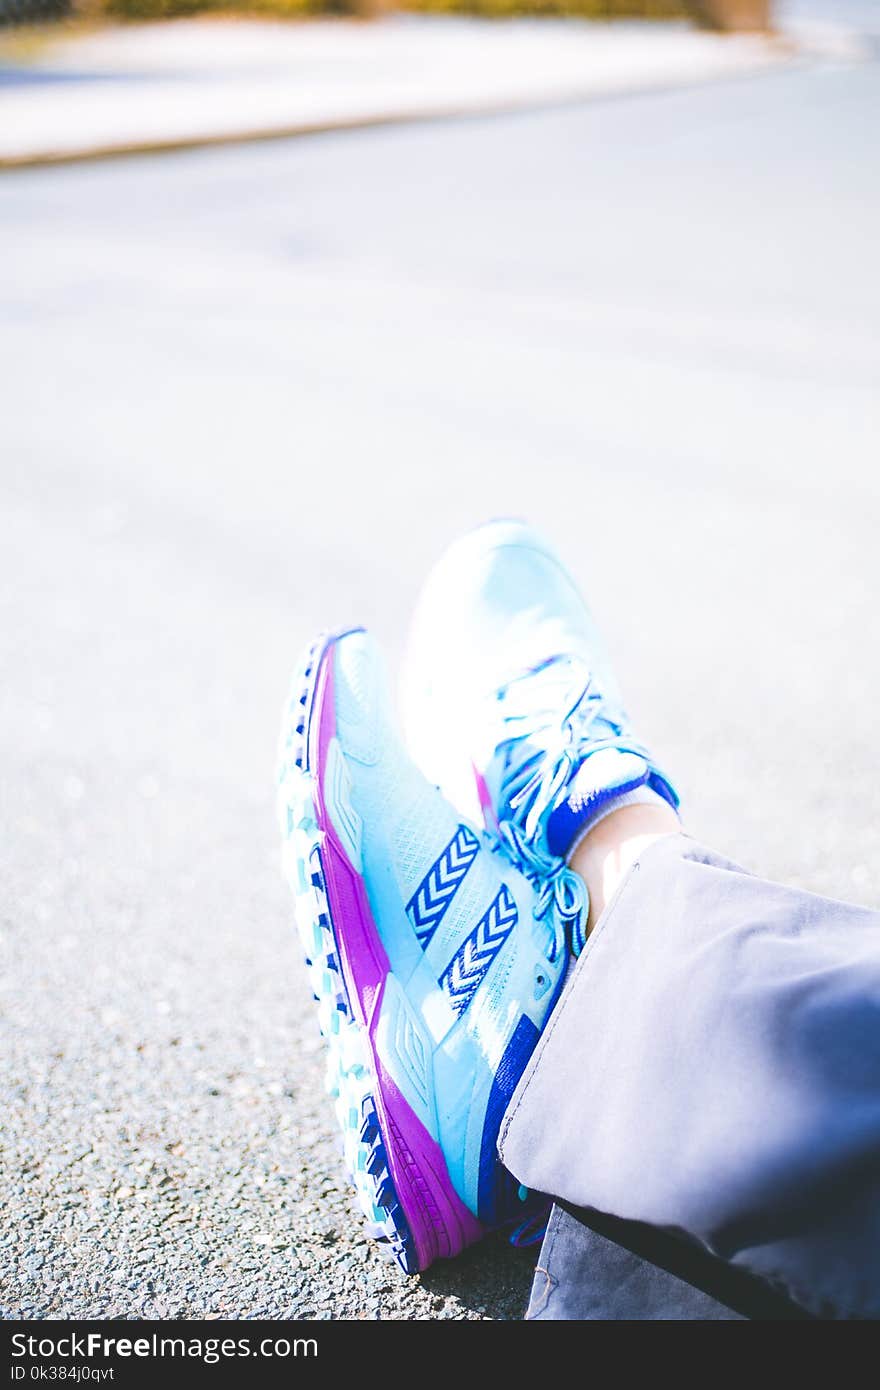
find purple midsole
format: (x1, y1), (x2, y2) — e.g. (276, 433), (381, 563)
(308, 644), (484, 1269)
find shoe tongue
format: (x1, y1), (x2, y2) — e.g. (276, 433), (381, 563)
(546, 748), (650, 858)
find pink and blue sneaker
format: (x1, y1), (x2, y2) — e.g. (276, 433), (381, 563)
(402, 521), (680, 948)
(276, 628), (584, 1273)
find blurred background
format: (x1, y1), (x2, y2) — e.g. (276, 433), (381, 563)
(2, 0), (878, 1321)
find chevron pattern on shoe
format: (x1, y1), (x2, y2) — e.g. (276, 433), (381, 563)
(440, 884), (518, 1018)
(406, 824), (481, 948)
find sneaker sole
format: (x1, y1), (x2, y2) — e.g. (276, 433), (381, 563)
(277, 631), (484, 1274)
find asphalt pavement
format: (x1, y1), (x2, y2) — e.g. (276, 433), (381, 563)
(2, 11), (879, 1319)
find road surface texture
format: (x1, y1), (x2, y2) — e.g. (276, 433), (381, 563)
(2, 8), (879, 1320)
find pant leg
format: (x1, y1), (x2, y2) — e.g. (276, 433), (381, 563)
(526, 1204), (747, 1320)
(499, 833), (880, 1320)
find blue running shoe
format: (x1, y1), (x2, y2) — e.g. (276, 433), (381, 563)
(402, 521), (679, 953)
(277, 628), (584, 1273)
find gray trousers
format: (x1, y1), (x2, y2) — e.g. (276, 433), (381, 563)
(498, 834), (880, 1320)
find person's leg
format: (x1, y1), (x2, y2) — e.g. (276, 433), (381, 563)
(403, 521), (880, 1318)
(568, 801), (680, 938)
(499, 829), (880, 1320)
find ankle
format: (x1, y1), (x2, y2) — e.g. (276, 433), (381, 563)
(569, 803), (681, 938)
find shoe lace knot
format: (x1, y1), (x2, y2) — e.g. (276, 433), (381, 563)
(496, 654), (634, 845)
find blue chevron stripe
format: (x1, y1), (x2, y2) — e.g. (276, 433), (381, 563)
(406, 824), (480, 948)
(440, 885), (518, 1018)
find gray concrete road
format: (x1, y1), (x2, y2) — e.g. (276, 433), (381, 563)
(2, 25), (879, 1319)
